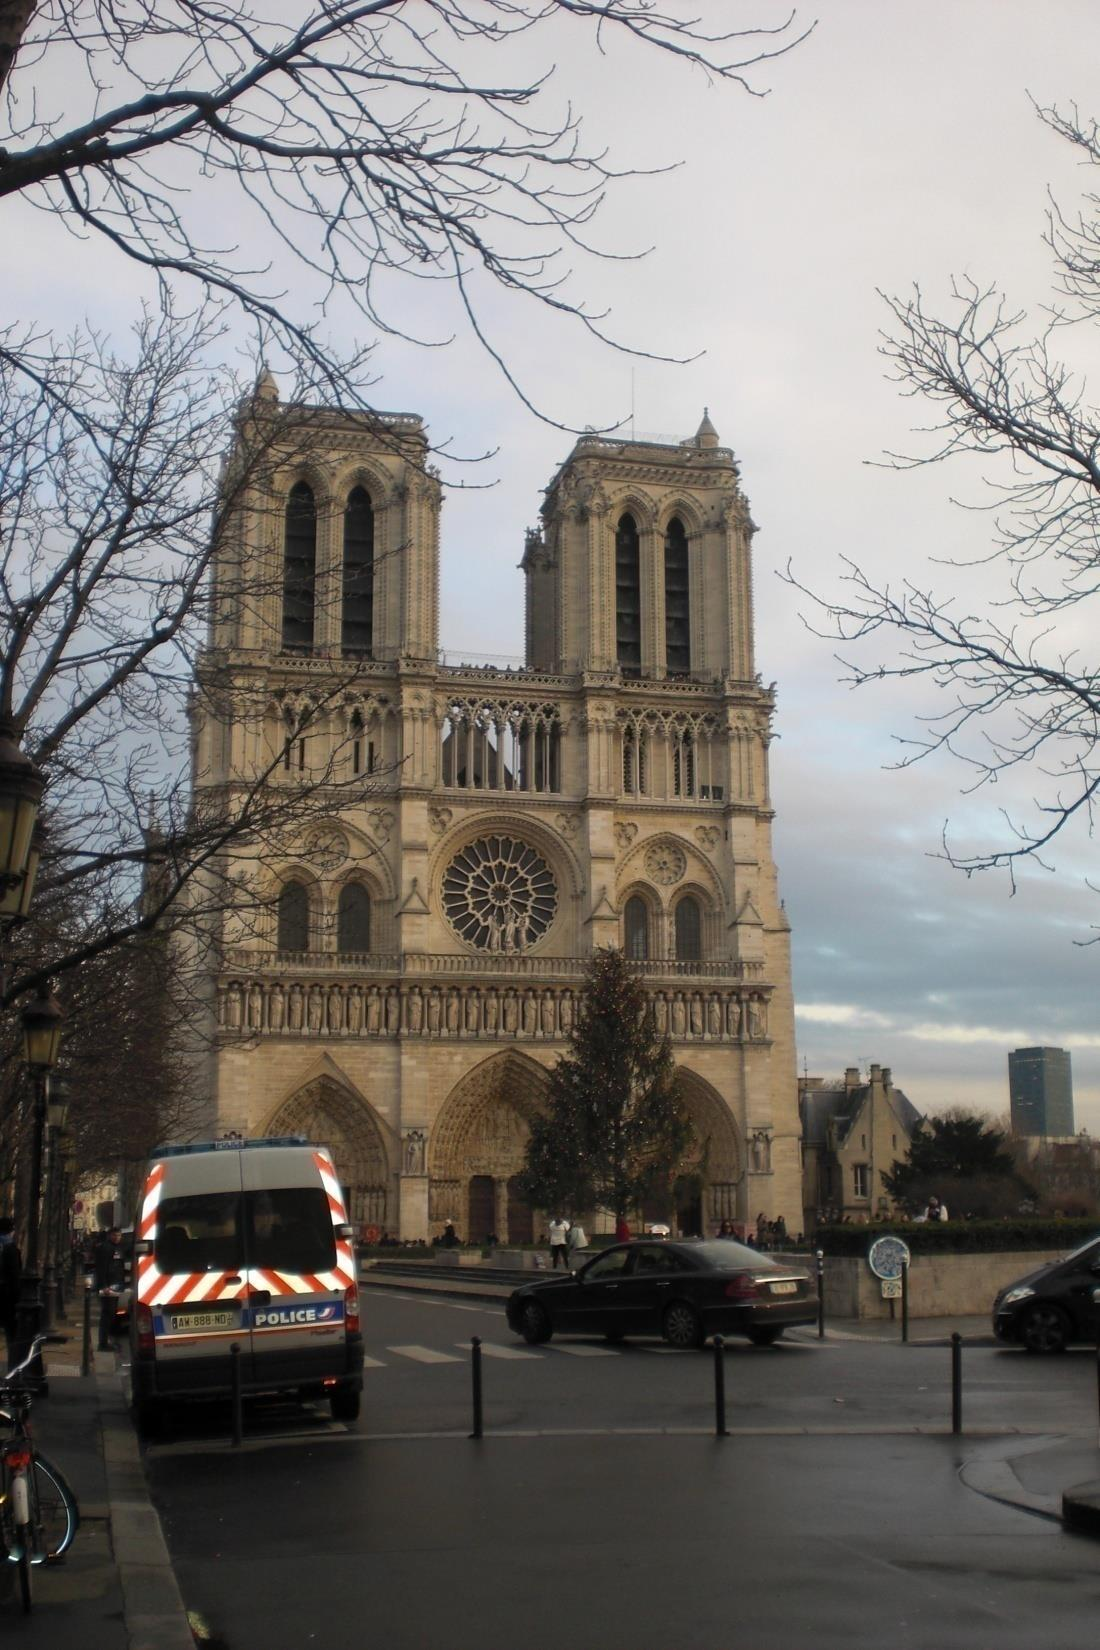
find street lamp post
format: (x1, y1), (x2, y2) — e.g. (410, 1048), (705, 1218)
(13, 984), (64, 1380)
(43, 1074), (70, 1329)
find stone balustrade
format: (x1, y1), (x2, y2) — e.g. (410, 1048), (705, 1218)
(222, 948), (764, 982)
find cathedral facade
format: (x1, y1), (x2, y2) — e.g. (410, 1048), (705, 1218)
(191, 382), (800, 1242)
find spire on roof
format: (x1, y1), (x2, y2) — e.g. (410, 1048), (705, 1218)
(254, 366), (279, 403)
(694, 407), (719, 449)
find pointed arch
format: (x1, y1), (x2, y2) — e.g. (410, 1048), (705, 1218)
(264, 1073), (395, 1230)
(674, 1067), (744, 1231)
(282, 481), (317, 651)
(664, 514), (691, 677)
(428, 1051), (551, 1240)
(342, 484), (375, 655)
(615, 511), (641, 676)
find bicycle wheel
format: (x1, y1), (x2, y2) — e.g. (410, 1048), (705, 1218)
(15, 1524), (31, 1611)
(29, 1454), (78, 1562)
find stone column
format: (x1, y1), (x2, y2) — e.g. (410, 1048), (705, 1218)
(399, 1174), (429, 1242)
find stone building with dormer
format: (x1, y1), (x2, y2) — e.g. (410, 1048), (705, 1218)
(190, 385), (800, 1242)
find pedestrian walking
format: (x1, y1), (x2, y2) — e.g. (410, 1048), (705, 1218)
(614, 1214), (631, 1245)
(548, 1216), (570, 1269)
(566, 1221), (588, 1265)
(93, 1226), (126, 1351)
(0, 1217), (22, 1369)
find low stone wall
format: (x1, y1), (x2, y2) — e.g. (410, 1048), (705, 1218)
(821, 1249), (1067, 1319)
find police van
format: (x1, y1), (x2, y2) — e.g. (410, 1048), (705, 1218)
(128, 1136), (363, 1434)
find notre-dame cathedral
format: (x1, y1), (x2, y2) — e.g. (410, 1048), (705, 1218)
(192, 376), (800, 1242)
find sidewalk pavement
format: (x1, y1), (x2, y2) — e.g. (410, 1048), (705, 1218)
(6, 1320), (192, 1650)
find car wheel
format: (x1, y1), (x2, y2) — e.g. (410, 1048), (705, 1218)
(1020, 1303), (1070, 1354)
(747, 1326), (783, 1347)
(330, 1387), (361, 1422)
(519, 1301), (552, 1344)
(663, 1301), (704, 1350)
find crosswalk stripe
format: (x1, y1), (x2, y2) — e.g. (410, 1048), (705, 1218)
(550, 1343), (619, 1357)
(361, 1355), (387, 1368)
(386, 1344), (462, 1364)
(460, 1341), (540, 1360)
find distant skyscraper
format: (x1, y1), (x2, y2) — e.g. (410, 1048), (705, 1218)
(1008, 1047), (1074, 1137)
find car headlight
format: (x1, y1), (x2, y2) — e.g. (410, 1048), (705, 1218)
(999, 1286), (1035, 1307)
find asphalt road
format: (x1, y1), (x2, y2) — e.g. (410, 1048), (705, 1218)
(140, 1288), (1100, 1650)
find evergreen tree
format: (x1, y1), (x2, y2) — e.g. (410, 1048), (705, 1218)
(881, 1110), (1033, 1219)
(517, 949), (692, 1222)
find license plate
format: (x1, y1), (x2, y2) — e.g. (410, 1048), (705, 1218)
(769, 1281), (798, 1296)
(168, 1310), (236, 1331)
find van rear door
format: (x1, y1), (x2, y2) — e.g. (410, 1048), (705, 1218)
(142, 1149), (251, 1392)
(240, 1146), (353, 1390)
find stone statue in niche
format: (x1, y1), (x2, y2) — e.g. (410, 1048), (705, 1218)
(308, 987), (324, 1032)
(558, 994), (573, 1035)
(707, 994), (722, 1037)
(522, 991), (537, 1036)
(328, 986), (344, 1033)
(727, 997), (740, 1038)
(503, 991), (518, 1034)
(268, 984), (285, 1032)
(248, 982), (264, 1030)
(346, 987), (363, 1034)
(689, 995), (703, 1037)
(225, 984), (242, 1029)
(466, 991), (481, 1033)
(653, 993), (668, 1035)
(366, 986), (381, 1035)
(445, 991), (460, 1035)
(751, 1131), (772, 1173)
(288, 984), (304, 1031)
(483, 991), (499, 1033)
(385, 988), (401, 1033)
(541, 993), (556, 1036)
(427, 989), (442, 1034)
(403, 1129), (426, 1175)
(671, 995), (687, 1037)
(748, 995), (767, 1039)
(408, 989), (423, 1033)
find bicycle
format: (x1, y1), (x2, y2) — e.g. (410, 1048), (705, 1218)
(0, 1335), (80, 1612)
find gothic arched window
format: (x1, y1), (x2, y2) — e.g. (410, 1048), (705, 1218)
(674, 895), (702, 961)
(665, 516), (690, 677)
(277, 880), (310, 952)
(343, 486), (374, 654)
(337, 883), (372, 954)
(282, 482), (317, 652)
(616, 513), (641, 677)
(624, 895), (649, 960)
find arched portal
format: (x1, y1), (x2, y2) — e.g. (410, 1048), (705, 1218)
(264, 1076), (394, 1234)
(642, 1069), (743, 1236)
(428, 1052), (550, 1243)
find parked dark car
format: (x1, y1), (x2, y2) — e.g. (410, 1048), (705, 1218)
(506, 1239), (818, 1349)
(993, 1235), (1100, 1353)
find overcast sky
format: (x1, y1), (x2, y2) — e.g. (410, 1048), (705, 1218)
(12, 2), (1100, 1130)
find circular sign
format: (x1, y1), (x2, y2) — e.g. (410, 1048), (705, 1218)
(868, 1234), (910, 1280)
(362, 1223), (381, 1246)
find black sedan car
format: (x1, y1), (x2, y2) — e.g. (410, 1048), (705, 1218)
(993, 1234), (1100, 1352)
(506, 1238), (818, 1350)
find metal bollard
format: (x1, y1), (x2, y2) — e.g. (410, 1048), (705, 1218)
(81, 1278), (92, 1377)
(951, 1332), (962, 1435)
(230, 1342), (243, 1447)
(816, 1249), (825, 1340)
(901, 1258), (909, 1344)
(1092, 1288), (1100, 1448)
(712, 1334), (728, 1437)
(470, 1336), (483, 1440)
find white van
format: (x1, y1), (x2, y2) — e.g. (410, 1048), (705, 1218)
(129, 1136), (363, 1434)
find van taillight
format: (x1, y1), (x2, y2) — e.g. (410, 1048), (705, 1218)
(344, 1286), (360, 1333)
(136, 1301), (155, 1353)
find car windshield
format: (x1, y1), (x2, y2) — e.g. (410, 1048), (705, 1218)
(1055, 1235), (1100, 1266)
(692, 1239), (788, 1271)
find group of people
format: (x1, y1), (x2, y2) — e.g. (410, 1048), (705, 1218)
(546, 1216), (590, 1268)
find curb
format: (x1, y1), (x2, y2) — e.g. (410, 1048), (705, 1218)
(94, 1364), (195, 1650)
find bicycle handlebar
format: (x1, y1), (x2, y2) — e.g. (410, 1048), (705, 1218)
(2, 1335), (47, 1387)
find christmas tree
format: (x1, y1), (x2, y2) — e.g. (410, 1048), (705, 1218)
(517, 947), (692, 1222)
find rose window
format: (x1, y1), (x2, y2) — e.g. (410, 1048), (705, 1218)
(443, 836), (557, 953)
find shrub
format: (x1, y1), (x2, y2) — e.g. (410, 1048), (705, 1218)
(815, 1219), (1100, 1256)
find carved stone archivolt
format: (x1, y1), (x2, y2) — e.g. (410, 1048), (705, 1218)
(264, 1076), (391, 1227)
(218, 977), (771, 1045)
(429, 1052), (549, 1191)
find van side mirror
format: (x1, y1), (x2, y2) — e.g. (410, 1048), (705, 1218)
(335, 1223), (354, 1241)
(133, 1238), (153, 1257)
